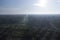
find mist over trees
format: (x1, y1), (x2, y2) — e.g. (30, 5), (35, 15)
(0, 15), (60, 40)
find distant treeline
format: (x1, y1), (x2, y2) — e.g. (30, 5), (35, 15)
(0, 15), (25, 24)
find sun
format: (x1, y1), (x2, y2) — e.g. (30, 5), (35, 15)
(34, 0), (48, 8)
(32, 0), (55, 15)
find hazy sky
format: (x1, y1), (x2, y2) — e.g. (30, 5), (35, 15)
(0, 0), (60, 14)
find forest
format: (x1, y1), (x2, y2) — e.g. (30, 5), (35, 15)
(0, 15), (60, 40)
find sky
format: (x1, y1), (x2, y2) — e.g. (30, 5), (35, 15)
(0, 0), (60, 15)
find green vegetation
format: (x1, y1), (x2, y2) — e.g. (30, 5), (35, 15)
(0, 15), (60, 40)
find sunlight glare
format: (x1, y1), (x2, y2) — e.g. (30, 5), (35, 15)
(34, 0), (48, 8)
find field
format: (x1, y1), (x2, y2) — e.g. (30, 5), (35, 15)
(0, 15), (60, 40)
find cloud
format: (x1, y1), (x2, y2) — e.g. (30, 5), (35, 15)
(33, 0), (48, 8)
(0, 8), (26, 14)
(25, 10), (57, 14)
(0, 7), (60, 15)
(56, 0), (60, 2)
